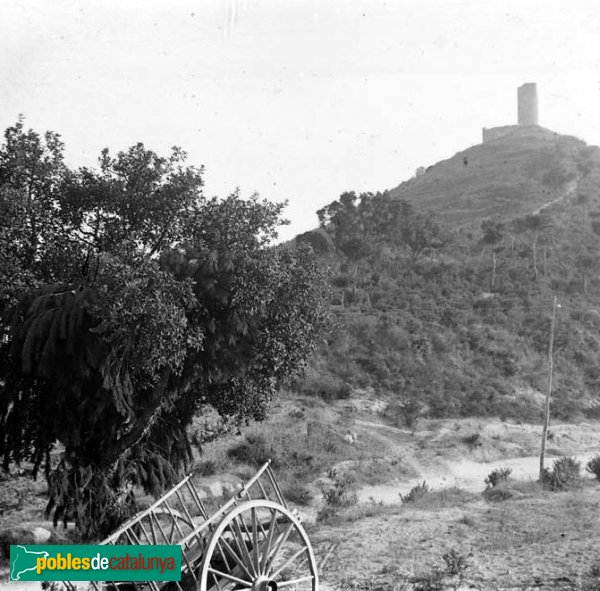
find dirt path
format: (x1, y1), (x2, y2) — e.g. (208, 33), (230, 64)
(532, 178), (578, 215)
(358, 451), (598, 503)
(352, 418), (600, 503)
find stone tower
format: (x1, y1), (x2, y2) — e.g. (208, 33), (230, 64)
(517, 82), (538, 126)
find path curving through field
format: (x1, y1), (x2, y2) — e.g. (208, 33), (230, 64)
(352, 418), (600, 504)
(357, 451), (598, 504)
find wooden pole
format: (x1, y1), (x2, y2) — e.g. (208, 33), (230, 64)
(539, 296), (558, 481)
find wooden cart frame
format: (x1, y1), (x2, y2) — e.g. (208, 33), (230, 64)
(92, 461), (319, 591)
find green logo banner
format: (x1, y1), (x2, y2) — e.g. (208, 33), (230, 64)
(10, 545), (181, 582)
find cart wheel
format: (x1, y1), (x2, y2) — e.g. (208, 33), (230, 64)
(199, 499), (318, 591)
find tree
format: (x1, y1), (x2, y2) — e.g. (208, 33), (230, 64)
(513, 213), (553, 280)
(480, 218), (505, 288)
(317, 191), (372, 262)
(318, 192), (444, 269)
(0, 121), (329, 537)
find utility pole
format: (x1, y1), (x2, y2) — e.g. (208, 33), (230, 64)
(539, 296), (559, 481)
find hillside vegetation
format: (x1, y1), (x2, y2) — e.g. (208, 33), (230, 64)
(389, 126), (600, 225)
(296, 126), (600, 424)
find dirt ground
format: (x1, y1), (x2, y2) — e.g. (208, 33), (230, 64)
(3, 400), (600, 590)
(312, 484), (600, 590)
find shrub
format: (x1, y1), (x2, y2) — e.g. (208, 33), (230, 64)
(316, 504), (338, 524)
(462, 433), (482, 447)
(298, 373), (352, 401)
(400, 481), (430, 503)
(586, 454), (600, 480)
(324, 473), (358, 508)
(227, 433), (278, 467)
(442, 549), (469, 576)
(283, 483), (314, 506)
(412, 549), (469, 591)
(542, 456), (581, 491)
(483, 485), (514, 502)
(384, 399), (425, 432)
(195, 459), (217, 477)
(484, 467), (512, 489)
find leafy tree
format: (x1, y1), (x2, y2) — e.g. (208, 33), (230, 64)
(317, 191), (372, 265)
(0, 121), (329, 537)
(318, 192), (443, 269)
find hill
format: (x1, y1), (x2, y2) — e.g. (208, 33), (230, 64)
(295, 126), (600, 424)
(387, 126), (600, 226)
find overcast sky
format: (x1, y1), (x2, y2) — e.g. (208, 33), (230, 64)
(2, 0), (600, 241)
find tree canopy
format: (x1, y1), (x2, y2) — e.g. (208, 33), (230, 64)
(0, 118), (329, 537)
(317, 191), (444, 265)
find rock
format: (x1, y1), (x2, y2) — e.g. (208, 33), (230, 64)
(31, 527), (52, 544)
(195, 475), (243, 499)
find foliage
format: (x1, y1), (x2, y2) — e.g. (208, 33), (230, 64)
(400, 481), (430, 503)
(317, 192), (444, 268)
(384, 399), (425, 432)
(462, 433), (482, 447)
(586, 454), (600, 480)
(484, 467), (512, 489)
(0, 119), (329, 537)
(195, 460), (217, 477)
(226, 434), (279, 468)
(299, 131), (600, 423)
(542, 456), (581, 491)
(282, 482), (314, 506)
(411, 549), (469, 591)
(323, 472), (358, 508)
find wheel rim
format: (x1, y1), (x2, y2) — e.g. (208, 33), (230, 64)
(200, 500), (318, 591)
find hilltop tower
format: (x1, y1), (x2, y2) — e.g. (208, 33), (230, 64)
(483, 82), (540, 142)
(517, 82), (538, 126)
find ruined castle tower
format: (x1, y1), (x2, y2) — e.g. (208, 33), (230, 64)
(517, 82), (538, 126)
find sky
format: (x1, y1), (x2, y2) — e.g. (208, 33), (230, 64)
(2, 0), (600, 241)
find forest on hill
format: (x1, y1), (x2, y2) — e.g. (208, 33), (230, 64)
(295, 128), (600, 425)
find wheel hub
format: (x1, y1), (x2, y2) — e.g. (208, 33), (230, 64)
(252, 576), (278, 591)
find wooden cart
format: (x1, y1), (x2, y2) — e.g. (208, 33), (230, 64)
(92, 461), (319, 591)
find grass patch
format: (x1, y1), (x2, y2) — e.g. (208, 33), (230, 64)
(403, 486), (479, 510)
(316, 501), (399, 526)
(346, 457), (417, 486)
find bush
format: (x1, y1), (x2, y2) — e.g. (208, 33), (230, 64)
(442, 549), (469, 576)
(227, 433), (279, 468)
(484, 467), (512, 489)
(298, 373), (352, 401)
(586, 454), (600, 480)
(483, 485), (514, 502)
(462, 433), (482, 447)
(324, 473), (358, 508)
(400, 481), (430, 503)
(542, 456), (581, 491)
(412, 549), (469, 591)
(195, 459), (217, 477)
(283, 483), (314, 506)
(384, 399), (425, 432)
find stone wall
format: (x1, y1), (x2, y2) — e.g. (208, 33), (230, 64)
(482, 125), (518, 143)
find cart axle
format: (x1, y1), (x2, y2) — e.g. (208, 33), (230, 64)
(252, 578), (277, 591)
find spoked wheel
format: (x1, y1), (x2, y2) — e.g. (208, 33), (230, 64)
(199, 500), (318, 591)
